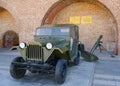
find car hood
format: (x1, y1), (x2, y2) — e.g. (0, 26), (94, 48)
(35, 36), (69, 47)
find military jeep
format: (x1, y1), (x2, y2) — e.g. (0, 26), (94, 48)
(10, 24), (80, 84)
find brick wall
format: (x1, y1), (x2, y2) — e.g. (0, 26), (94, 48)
(52, 2), (117, 51)
(0, 10), (18, 47)
(0, 0), (119, 53)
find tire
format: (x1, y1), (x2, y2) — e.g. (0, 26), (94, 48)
(55, 59), (67, 84)
(74, 51), (80, 65)
(10, 57), (26, 79)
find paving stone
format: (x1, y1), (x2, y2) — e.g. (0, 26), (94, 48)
(0, 48), (95, 86)
(92, 51), (120, 86)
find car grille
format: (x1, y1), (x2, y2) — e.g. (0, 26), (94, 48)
(26, 45), (43, 61)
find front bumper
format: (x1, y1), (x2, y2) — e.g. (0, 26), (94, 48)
(12, 61), (54, 73)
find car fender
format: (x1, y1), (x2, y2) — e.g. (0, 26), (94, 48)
(10, 46), (19, 51)
(43, 47), (68, 62)
(10, 46), (26, 59)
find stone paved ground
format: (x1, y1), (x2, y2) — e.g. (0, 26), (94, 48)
(92, 51), (120, 86)
(0, 48), (120, 86)
(0, 48), (94, 86)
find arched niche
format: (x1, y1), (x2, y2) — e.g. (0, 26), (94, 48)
(41, 0), (118, 54)
(0, 7), (19, 48)
(3, 30), (19, 48)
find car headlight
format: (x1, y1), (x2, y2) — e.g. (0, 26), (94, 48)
(19, 42), (26, 49)
(46, 43), (52, 49)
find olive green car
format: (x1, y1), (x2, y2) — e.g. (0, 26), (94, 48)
(10, 24), (80, 84)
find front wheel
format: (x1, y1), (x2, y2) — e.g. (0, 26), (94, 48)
(55, 59), (67, 84)
(10, 57), (26, 79)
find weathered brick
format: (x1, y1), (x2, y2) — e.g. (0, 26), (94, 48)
(0, 0), (119, 54)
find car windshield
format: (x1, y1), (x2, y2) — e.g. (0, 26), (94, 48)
(36, 27), (70, 36)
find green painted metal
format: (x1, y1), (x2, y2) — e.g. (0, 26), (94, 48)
(80, 35), (103, 62)
(11, 24), (79, 63)
(90, 35), (103, 53)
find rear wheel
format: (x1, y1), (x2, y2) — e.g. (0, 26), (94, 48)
(74, 51), (80, 65)
(55, 59), (67, 84)
(10, 57), (26, 79)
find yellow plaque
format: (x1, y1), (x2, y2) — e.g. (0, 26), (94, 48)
(70, 17), (74, 24)
(87, 16), (92, 24)
(70, 16), (80, 24)
(70, 16), (92, 24)
(81, 16), (87, 24)
(81, 16), (92, 24)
